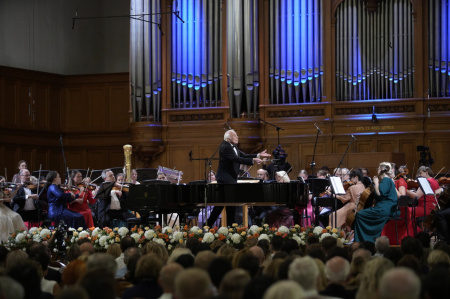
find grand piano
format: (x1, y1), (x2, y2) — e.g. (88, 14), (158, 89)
(126, 181), (309, 226)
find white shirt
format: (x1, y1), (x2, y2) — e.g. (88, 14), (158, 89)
(23, 188), (36, 211)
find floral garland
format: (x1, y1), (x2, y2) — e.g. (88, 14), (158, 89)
(4, 224), (345, 252)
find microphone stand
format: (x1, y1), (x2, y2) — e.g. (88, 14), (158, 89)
(310, 128), (321, 175)
(59, 135), (69, 184)
(333, 136), (356, 176)
(259, 118), (284, 146)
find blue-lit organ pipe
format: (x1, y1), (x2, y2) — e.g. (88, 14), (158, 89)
(171, 0), (222, 108)
(429, 0), (450, 97)
(130, 0), (161, 122)
(226, 0), (259, 118)
(336, 0), (413, 101)
(269, 0), (323, 104)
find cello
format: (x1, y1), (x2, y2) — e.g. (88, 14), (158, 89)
(345, 184), (375, 229)
(423, 187), (450, 231)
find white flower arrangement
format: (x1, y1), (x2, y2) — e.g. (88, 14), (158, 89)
(130, 233), (140, 243)
(202, 232), (215, 243)
(217, 227), (229, 236)
(277, 226), (290, 234)
(118, 227), (129, 237)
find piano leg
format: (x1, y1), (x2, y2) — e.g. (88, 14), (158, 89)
(221, 208), (227, 227)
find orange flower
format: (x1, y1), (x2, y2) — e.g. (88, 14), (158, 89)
(89, 227), (95, 231)
(300, 227), (306, 232)
(198, 238), (203, 242)
(276, 232), (282, 236)
(322, 229), (327, 233)
(247, 235), (254, 239)
(308, 233), (313, 236)
(189, 233), (194, 238)
(218, 234), (226, 241)
(253, 233), (260, 238)
(209, 229), (216, 234)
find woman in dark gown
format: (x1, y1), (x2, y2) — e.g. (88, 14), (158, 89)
(45, 171), (86, 229)
(354, 162), (398, 243)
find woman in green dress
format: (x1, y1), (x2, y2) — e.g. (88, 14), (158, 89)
(354, 162), (398, 243)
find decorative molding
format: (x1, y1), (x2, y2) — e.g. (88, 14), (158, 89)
(429, 104), (450, 112)
(268, 109), (325, 118)
(335, 105), (415, 115)
(169, 113), (224, 122)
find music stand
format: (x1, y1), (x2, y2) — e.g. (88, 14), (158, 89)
(329, 176), (346, 228)
(136, 168), (158, 181)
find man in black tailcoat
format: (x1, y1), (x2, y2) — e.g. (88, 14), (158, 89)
(207, 130), (270, 226)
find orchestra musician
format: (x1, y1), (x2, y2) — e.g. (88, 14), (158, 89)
(331, 169), (366, 231)
(130, 169), (140, 185)
(354, 162), (398, 243)
(341, 168), (350, 182)
(11, 160), (27, 184)
(12, 169), (46, 223)
(298, 170), (308, 182)
(45, 171), (86, 229)
(207, 170), (217, 183)
(406, 166), (440, 229)
(381, 165), (411, 244)
(157, 171), (168, 181)
(67, 170), (97, 228)
(107, 173), (135, 223)
(0, 177), (26, 243)
(276, 171), (290, 183)
(207, 129), (269, 225)
(94, 169), (116, 227)
(256, 169), (269, 181)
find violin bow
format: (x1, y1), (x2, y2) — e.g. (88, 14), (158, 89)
(4, 168), (7, 182)
(37, 164), (42, 196)
(434, 166), (445, 179)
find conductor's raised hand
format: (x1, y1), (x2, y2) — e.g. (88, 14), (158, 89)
(253, 158), (263, 164)
(259, 150), (271, 158)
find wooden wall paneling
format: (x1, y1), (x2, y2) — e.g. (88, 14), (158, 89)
(108, 84), (130, 131)
(88, 86), (106, 131)
(167, 146), (194, 183)
(66, 150), (85, 170)
(48, 149), (63, 175)
(3, 146), (18, 180)
(355, 140), (372, 153)
(64, 88), (85, 131)
(109, 150), (126, 170)
(19, 147), (33, 171)
(34, 149), (49, 171)
(398, 138), (417, 169)
(299, 142), (326, 174)
(34, 83), (49, 130)
(87, 150), (109, 171)
(377, 139), (396, 153)
(2, 80), (18, 128)
(18, 82), (32, 128)
(427, 138), (450, 175)
(49, 87), (62, 131)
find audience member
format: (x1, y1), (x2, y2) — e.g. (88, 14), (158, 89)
(174, 268), (212, 299)
(356, 257), (394, 299)
(374, 236), (389, 257)
(208, 257), (233, 290)
(79, 268), (116, 299)
(218, 268), (251, 299)
(194, 250), (216, 271)
(0, 276), (25, 299)
(122, 254), (164, 299)
(378, 267), (420, 299)
(288, 256), (321, 297)
(320, 256), (354, 299)
(242, 275), (276, 299)
(263, 280), (305, 299)
(158, 263), (184, 299)
(427, 249), (450, 269)
(397, 254), (422, 277)
(422, 264), (450, 299)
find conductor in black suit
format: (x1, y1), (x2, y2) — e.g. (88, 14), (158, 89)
(207, 130), (270, 226)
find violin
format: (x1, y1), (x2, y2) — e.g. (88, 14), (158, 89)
(343, 181), (355, 191)
(59, 184), (79, 192)
(394, 167), (409, 181)
(407, 179), (420, 190)
(113, 183), (129, 192)
(77, 183), (97, 191)
(438, 177), (450, 186)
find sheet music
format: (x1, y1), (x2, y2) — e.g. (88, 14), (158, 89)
(330, 176), (346, 195)
(418, 177), (434, 195)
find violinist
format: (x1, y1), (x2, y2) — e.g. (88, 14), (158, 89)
(381, 165), (411, 245)
(331, 169), (366, 231)
(94, 169), (116, 227)
(67, 171), (96, 227)
(45, 171), (86, 229)
(12, 169), (46, 222)
(354, 162), (398, 243)
(108, 173), (134, 224)
(11, 160), (27, 184)
(341, 168), (350, 182)
(406, 166), (440, 228)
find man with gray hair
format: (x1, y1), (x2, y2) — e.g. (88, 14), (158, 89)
(375, 236), (390, 257)
(207, 129), (270, 225)
(94, 169), (116, 227)
(378, 267), (420, 299)
(288, 256), (321, 298)
(320, 256), (355, 298)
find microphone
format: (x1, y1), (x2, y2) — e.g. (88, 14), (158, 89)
(189, 151), (192, 161)
(314, 123), (324, 135)
(350, 134), (357, 140)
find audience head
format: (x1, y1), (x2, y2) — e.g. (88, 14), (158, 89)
(0, 276), (24, 299)
(378, 267), (421, 299)
(79, 268), (115, 299)
(175, 268), (212, 299)
(422, 264), (450, 299)
(325, 256), (350, 285)
(288, 256), (319, 291)
(401, 237), (423, 261)
(383, 247), (403, 266)
(356, 257), (394, 299)
(194, 250), (216, 270)
(86, 253), (117, 275)
(375, 236), (390, 255)
(158, 263), (184, 294)
(219, 268), (251, 299)
(5, 249), (28, 269)
(79, 242), (95, 256)
(428, 249), (450, 269)
(120, 236), (136, 252)
(263, 280), (305, 299)
(136, 253), (164, 281)
(62, 259), (87, 286)
(243, 275), (276, 299)
(7, 259), (42, 299)
(105, 243), (121, 259)
(321, 236), (337, 256)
